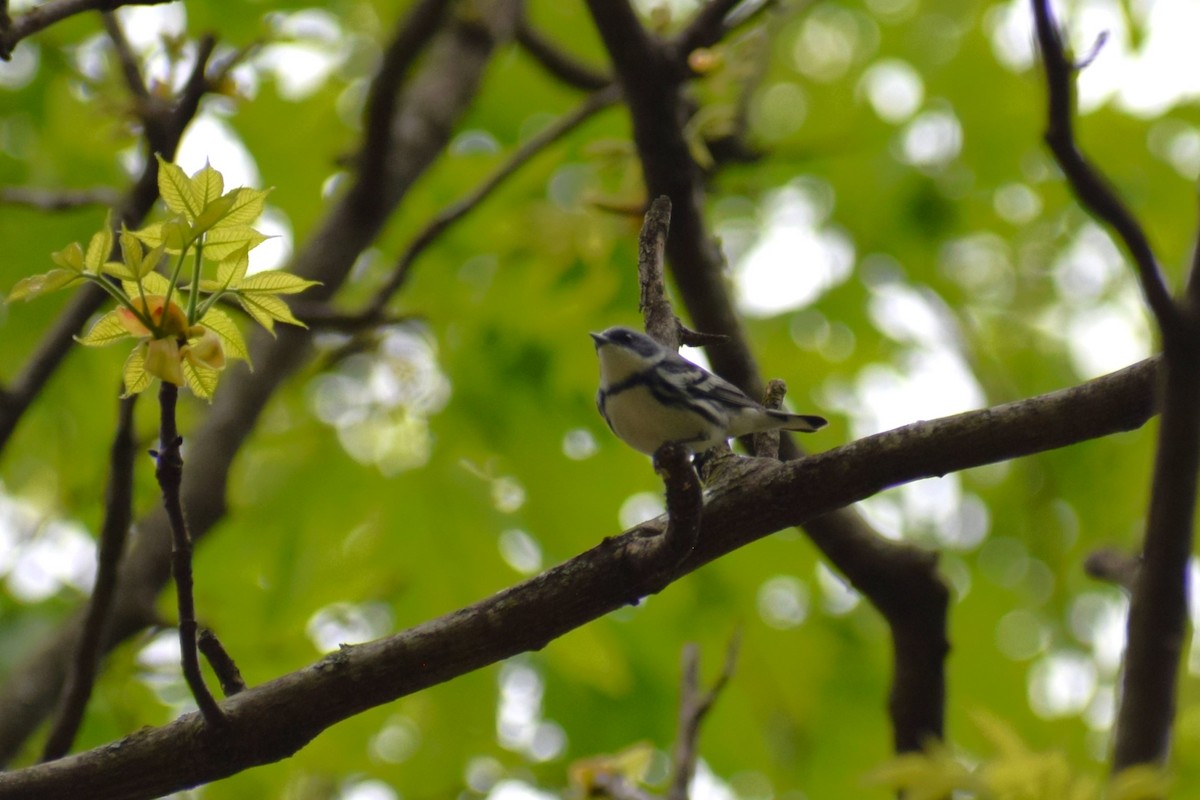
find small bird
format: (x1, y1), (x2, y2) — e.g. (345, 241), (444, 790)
(591, 326), (827, 455)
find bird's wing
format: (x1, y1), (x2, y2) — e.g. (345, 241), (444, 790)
(659, 353), (760, 410)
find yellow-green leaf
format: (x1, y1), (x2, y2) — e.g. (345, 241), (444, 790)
(139, 244), (165, 279)
(121, 345), (152, 397)
(123, 270), (171, 298)
(1111, 766), (1173, 800)
(50, 241), (85, 273)
(210, 186), (270, 228)
(84, 218), (114, 274)
(239, 270), (321, 295)
(193, 192), (238, 235)
(199, 306), (250, 363)
(216, 245), (250, 289)
(181, 357), (219, 400)
(202, 226), (268, 260)
(236, 292), (305, 334)
(7, 269), (84, 302)
(192, 161), (224, 207)
(119, 227), (143, 276)
(101, 260), (139, 281)
(75, 310), (131, 346)
(132, 220), (189, 253)
(156, 155), (199, 218)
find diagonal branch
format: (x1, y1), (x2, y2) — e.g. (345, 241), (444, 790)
(516, 13), (611, 90)
(0, 0), (173, 60)
(1031, 0), (1178, 335)
(0, 354), (1162, 799)
(667, 636), (739, 800)
(361, 84), (619, 318)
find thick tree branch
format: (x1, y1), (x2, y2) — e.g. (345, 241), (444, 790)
(0, 0), (173, 59)
(0, 354), (1161, 799)
(40, 394), (137, 762)
(0, 0), (521, 764)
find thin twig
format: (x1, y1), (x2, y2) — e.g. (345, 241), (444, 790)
(668, 635), (740, 800)
(363, 84), (620, 317)
(155, 382), (224, 727)
(0, 186), (122, 211)
(198, 629), (246, 697)
(753, 378), (787, 458)
(1084, 548), (1139, 591)
(675, 0), (747, 55)
(516, 14), (611, 90)
(41, 393), (138, 762)
(0, 0), (172, 60)
(1031, 0), (1178, 335)
(101, 11), (148, 101)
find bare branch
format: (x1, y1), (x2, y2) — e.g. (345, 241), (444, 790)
(0, 354), (1162, 798)
(0, 186), (121, 210)
(155, 383), (225, 728)
(752, 378), (787, 458)
(0, 0), (174, 60)
(364, 84), (619, 317)
(516, 14), (611, 90)
(357, 0), (453, 207)
(1031, 0), (1178, 335)
(100, 11), (148, 101)
(639, 195), (678, 348)
(198, 629), (247, 697)
(41, 393), (137, 762)
(667, 636), (739, 800)
(1085, 548), (1139, 591)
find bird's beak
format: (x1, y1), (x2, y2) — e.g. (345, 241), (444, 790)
(589, 331), (605, 348)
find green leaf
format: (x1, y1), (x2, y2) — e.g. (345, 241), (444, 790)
(192, 161), (224, 207)
(101, 260), (139, 281)
(121, 345), (152, 397)
(75, 310), (131, 346)
(7, 269), (84, 302)
(123, 271), (170, 298)
(193, 193), (239, 236)
(156, 155), (199, 218)
(181, 357), (219, 400)
(239, 270), (321, 295)
(216, 245), (250, 289)
(199, 306), (250, 364)
(84, 218), (114, 274)
(50, 241), (85, 273)
(202, 226), (268, 261)
(210, 186), (270, 228)
(119, 228), (143, 275)
(133, 220), (190, 253)
(236, 292), (305, 334)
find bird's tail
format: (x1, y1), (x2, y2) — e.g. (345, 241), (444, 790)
(769, 411), (828, 432)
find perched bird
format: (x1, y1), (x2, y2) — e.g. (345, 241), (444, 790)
(591, 326), (827, 455)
